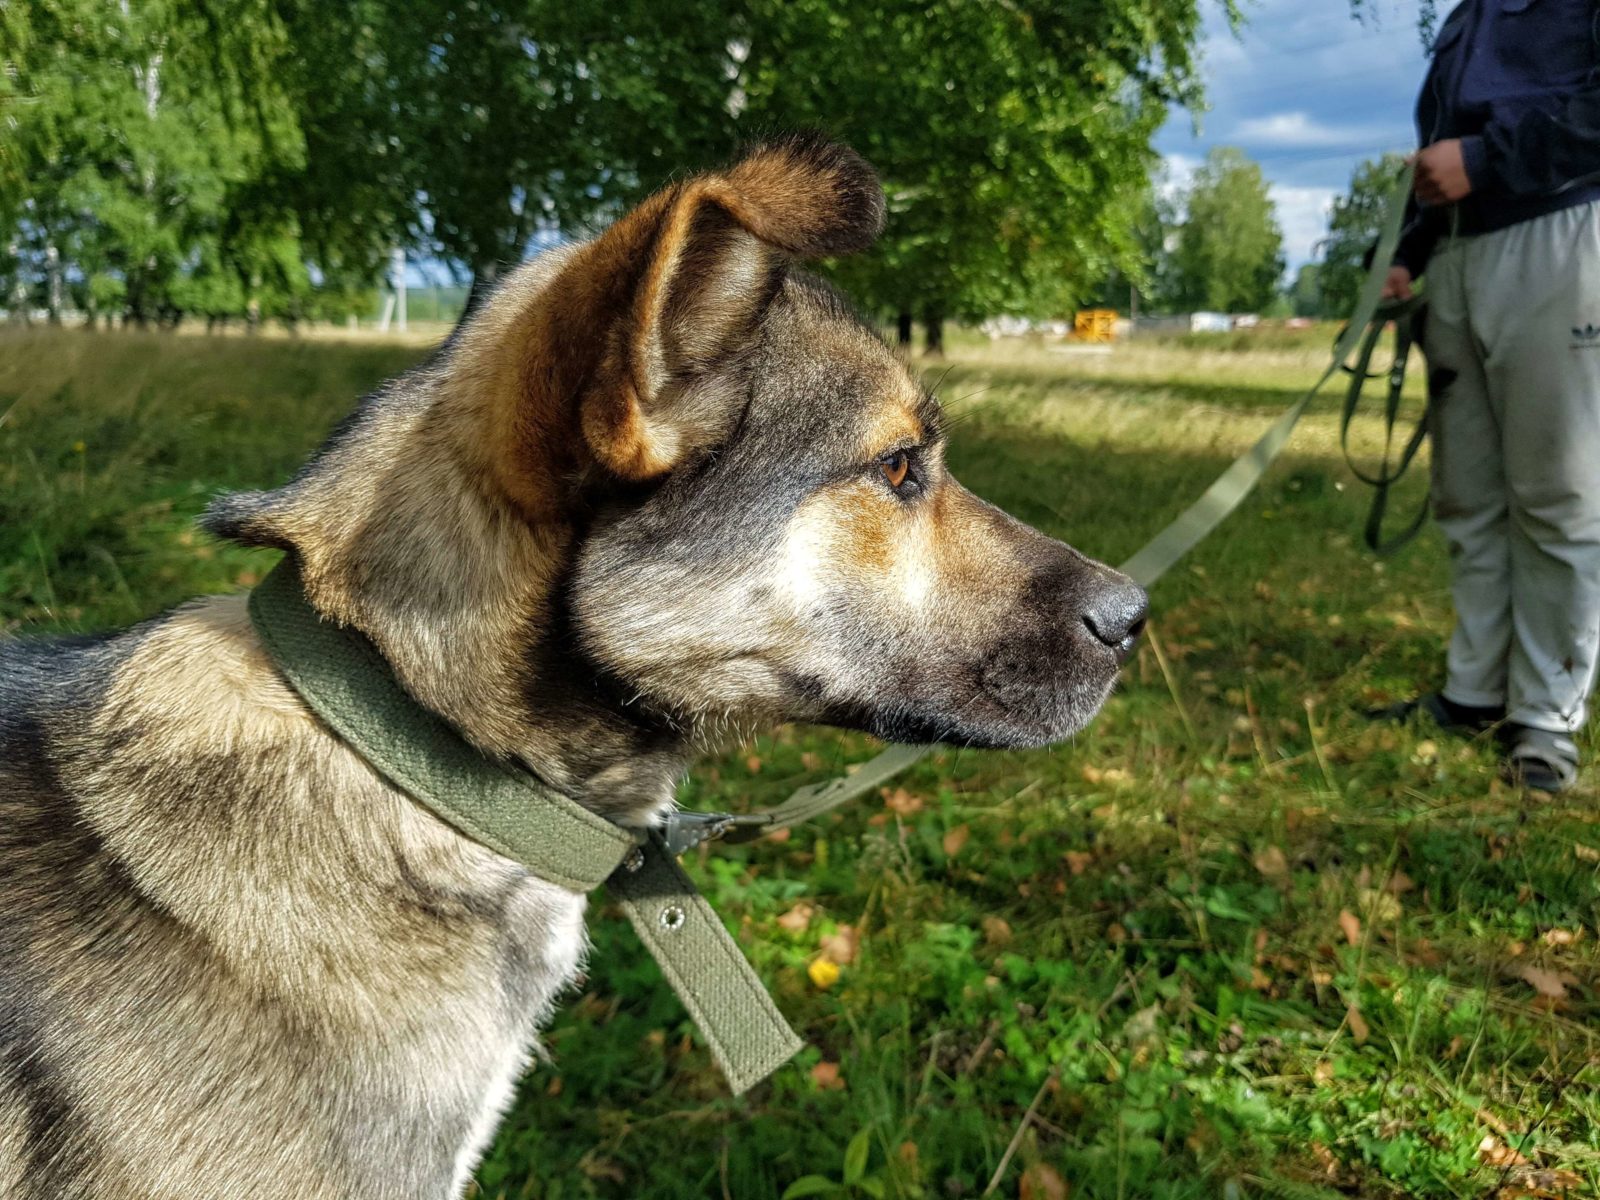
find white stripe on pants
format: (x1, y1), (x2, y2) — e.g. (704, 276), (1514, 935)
(1425, 199), (1600, 734)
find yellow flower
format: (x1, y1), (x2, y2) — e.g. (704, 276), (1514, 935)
(807, 958), (840, 990)
(72, 440), (86, 454)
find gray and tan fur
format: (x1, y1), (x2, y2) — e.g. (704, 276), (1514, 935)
(0, 135), (1146, 1199)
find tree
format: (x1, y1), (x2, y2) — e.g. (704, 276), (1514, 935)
(1315, 153), (1407, 319)
(2, 0), (1244, 334)
(735, 0), (1236, 350)
(1290, 263), (1325, 318)
(1169, 146), (1284, 313)
(0, 0), (380, 328)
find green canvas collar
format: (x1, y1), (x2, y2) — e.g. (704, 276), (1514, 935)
(248, 558), (801, 1094)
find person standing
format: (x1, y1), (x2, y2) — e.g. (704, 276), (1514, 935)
(1380, 0), (1600, 791)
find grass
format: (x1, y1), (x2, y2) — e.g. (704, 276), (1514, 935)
(3, 325), (1597, 1200)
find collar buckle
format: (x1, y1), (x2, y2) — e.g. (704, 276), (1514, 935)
(658, 811), (772, 858)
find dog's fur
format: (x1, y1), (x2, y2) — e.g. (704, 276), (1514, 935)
(0, 135), (1145, 1199)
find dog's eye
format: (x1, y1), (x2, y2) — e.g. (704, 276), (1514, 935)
(879, 451), (911, 490)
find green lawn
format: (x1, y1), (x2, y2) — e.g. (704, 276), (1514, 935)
(3, 326), (1597, 1200)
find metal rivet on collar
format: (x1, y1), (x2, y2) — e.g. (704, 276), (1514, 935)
(623, 847), (645, 874)
(659, 905), (686, 932)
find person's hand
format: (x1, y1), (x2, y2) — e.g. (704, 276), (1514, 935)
(1412, 140), (1473, 205)
(1381, 265), (1414, 301)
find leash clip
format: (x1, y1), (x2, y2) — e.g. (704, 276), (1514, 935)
(658, 811), (772, 858)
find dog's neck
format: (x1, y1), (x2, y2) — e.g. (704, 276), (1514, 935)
(213, 386), (690, 826)
(302, 463), (690, 824)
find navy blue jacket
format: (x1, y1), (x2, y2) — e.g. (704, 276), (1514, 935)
(1396, 0), (1600, 276)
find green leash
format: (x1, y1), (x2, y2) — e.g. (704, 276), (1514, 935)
(249, 561), (800, 1095)
(1338, 294), (1431, 554)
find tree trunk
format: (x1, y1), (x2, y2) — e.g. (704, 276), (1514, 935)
(896, 311), (913, 348)
(922, 312), (944, 358)
(45, 245), (63, 325)
(461, 263), (501, 330)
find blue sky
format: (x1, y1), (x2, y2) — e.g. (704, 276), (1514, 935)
(1156, 0), (1435, 270)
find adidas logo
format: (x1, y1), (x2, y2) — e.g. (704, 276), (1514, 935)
(1573, 322), (1600, 342)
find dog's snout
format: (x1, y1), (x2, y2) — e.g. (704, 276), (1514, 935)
(1082, 579), (1148, 659)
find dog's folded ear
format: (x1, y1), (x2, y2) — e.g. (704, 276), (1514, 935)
(566, 133), (885, 481)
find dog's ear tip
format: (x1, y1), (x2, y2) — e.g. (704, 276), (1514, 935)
(725, 131), (885, 258)
(199, 490), (293, 550)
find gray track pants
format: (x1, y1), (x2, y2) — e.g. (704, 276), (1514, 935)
(1425, 200), (1600, 734)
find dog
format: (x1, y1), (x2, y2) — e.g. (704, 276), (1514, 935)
(0, 135), (1146, 1199)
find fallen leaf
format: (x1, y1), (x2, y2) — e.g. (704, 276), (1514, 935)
(1338, 909), (1362, 946)
(1475, 1108), (1514, 1137)
(1064, 851), (1093, 876)
(943, 824), (970, 857)
(776, 903), (814, 933)
(1346, 1004), (1370, 1045)
(1310, 1141), (1339, 1177)
(810, 1060), (845, 1090)
(1019, 1163), (1068, 1200)
(1385, 870), (1416, 895)
(1106, 922), (1128, 944)
(800, 751), (823, 771)
(982, 916), (1013, 947)
(1253, 845), (1289, 878)
(1515, 964), (1576, 1000)
(882, 786), (924, 816)
(1359, 888), (1401, 924)
(766, 827), (792, 843)
(820, 925), (859, 965)
(1312, 1060), (1334, 1087)
(807, 959), (841, 989)
(1542, 927), (1583, 947)
(1478, 1135), (1531, 1168)
(1501, 1166), (1586, 1198)
(1575, 843), (1600, 864)
(745, 755), (762, 773)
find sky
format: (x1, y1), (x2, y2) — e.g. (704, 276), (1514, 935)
(1155, 0), (1435, 272)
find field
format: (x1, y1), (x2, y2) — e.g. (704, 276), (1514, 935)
(3, 325), (1597, 1200)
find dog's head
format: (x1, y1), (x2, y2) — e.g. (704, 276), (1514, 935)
(207, 135), (1144, 806)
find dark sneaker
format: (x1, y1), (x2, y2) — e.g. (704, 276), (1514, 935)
(1502, 725), (1581, 794)
(1367, 692), (1505, 735)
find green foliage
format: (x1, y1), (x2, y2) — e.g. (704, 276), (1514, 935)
(1316, 154), (1409, 319)
(0, 0), (352, 327)
(736, 1), (1237, 325)
(7, 327), (1600, 1199)
(1169, 147), (1285, 314)
(2, 0), (1246, 330)
(1289, 264), (1324, 319)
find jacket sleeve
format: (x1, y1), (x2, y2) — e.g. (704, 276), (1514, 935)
(1468, 78), (1600, 198)
(1392, 193), (1446, 279)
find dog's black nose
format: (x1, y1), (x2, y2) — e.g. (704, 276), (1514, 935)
(1083, 581), (1148, 658)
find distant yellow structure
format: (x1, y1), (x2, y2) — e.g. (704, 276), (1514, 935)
(1073, 308), (1117, 343)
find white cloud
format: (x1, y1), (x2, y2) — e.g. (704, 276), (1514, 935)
(1158, 152), (1202, 202)
(1235, 111), (1385, 149)
(1271, 184), (1338, 270)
